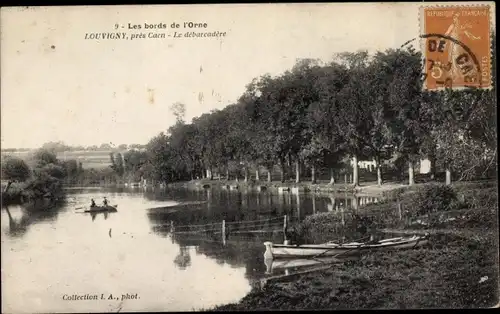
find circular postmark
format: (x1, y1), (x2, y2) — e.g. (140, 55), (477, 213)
(401, 33), (482, 90)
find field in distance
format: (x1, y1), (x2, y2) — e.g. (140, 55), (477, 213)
(1, 150), (116, 169)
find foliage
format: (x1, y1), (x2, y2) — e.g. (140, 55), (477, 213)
(33, 148), (58, 168)
(1, 156), (31, 182)
(409, 184), (460, 216)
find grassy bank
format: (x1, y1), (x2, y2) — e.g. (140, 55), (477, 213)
(215, 234), (497, 310)
(211, 182), (499, 310)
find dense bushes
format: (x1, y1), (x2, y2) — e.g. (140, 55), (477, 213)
(407, 184), (461, 216)
(287, 211), (379, 244)
(1, 150), (69, 206)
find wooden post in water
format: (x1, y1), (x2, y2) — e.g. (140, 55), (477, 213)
(170, 221), (175, 233)
(283, 215), (288, 244)
(222, 220), (226, 245)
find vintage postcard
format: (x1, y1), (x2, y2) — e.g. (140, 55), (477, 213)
(1, 2), (498, 313)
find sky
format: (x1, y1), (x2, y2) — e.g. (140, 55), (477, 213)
(0, 2), (495, 149)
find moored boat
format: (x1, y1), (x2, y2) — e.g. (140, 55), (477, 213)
(264, 234), (429, 259)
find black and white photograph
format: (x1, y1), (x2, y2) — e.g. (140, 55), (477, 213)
(1, 2), (498, 312)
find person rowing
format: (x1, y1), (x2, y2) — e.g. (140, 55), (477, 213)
(90, 199), (96, 207)
(103, 197), (108, 206)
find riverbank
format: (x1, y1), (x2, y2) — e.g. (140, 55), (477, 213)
(210, 182), (499, 310)
(165, 178), (416, 195)
(1, 181), (65, 207)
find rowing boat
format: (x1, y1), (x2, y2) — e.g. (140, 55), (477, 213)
(84, 205), (118, 213)
(263, 234), (429, 259)
(264, 255), (360, 273)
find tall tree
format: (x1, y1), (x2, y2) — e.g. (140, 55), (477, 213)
(381, 48), (428, 186)
(334, 51), (373, 186)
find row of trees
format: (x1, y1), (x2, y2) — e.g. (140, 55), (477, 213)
(3, 42), (495, 189)
(143, 43), (496, 186)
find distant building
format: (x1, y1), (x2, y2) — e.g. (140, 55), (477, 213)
(419, 159), (431, 174)
(351, 157), (432, 174)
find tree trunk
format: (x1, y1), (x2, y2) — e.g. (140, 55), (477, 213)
(226, 167), (229, 181)
(244, 166), (248, 182)
(209, 168), (213, 180)
(267, 169), (272, 182)
(376, 157), (382, 186)
(280, 161), (285, 183)
(352, 196), (359, 211)
(408, 161), (415, 186)
(295, 160), (300, 183)
(255, 169), (260, 181)
(429, 154), (436, 180)
(311, 165), (316, 184)
(445, 168), (452, 185)
(312, 194), (316, 214)
(352, 155), (359, 186)
(329, 168), (335, 185)
(4, 180), (13, 193)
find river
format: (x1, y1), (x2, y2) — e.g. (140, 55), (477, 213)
(1, 186), (379, 312)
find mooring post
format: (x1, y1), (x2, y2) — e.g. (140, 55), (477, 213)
(283, 215), (288, 244)
(170, 220), (175, 233)
(222, 220), (226, 245)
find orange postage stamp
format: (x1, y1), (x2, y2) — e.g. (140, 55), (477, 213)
(420, 5), (492, 90)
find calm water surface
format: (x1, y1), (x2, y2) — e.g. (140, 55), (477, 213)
(1, 187), (379, 312)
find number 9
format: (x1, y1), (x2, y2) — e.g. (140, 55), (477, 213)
(114, 24), (119, 30)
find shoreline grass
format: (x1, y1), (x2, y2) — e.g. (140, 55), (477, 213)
(208, 182), (499, 310)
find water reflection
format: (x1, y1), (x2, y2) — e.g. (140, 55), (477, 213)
(173, 245), (192, 270)
(89, 211), (112, 222)
(2, 200), (63, 238)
